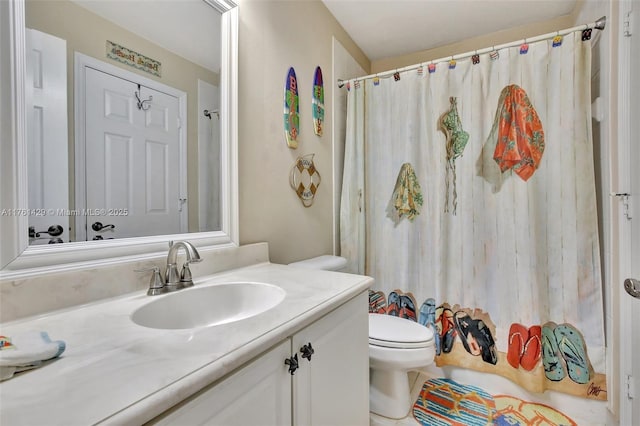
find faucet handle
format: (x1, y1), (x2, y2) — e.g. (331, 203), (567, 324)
(135, 266), (166, 296)
(180, 261), (195, 288)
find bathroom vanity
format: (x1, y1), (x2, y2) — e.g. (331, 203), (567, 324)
(0, 254), (372, 425)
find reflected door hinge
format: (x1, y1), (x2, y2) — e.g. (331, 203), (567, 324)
(177, 117), (182, 129)
(178, 197), (187, 212)
(611, 193), (633, 220)
(627, 374), (636, 399)
(624, 10), (633, 37)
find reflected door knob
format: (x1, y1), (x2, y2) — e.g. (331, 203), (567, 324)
(29, 225), (64, 238)
(92, 222), (115, 232)
(624, 278), (640, 299)
(300, 343), (314, 361)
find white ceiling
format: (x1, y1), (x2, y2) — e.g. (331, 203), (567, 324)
(322, 0), (577, 62)
(72, 0), (222, 73)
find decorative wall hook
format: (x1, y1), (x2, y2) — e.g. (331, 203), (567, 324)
(135, 85), (153, 111)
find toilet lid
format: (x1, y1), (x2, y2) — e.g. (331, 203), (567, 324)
(369, 313), (434, 349)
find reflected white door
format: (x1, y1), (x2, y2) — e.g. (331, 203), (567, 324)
(628, 11), (640, 421)
(622, 2), (640, 424)
(83, 67), (184, 241)
(25, 29), (69, 245)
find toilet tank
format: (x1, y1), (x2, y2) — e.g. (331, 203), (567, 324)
(288, 255), (348, 272)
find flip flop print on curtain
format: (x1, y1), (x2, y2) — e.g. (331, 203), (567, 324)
(435, 304), (498, 364)
(507, 323), (542, 371)
(386, 290), (417, 321)
(368, 290), (387, 314)
(491, 84), (545, 181)
(453, 311), (498, 365)
(438, 97), (469, 215)
(541, 322), (593, 384)
(435, 305), (457, 354)
(419, 298), (441, 355)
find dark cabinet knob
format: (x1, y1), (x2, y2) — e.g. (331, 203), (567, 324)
(284, 353), (299, 375)
(300, 343), (314, 361)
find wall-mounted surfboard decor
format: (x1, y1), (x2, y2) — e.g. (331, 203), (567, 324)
(284, 67), (299, 149)
(312, 66), (324, 136)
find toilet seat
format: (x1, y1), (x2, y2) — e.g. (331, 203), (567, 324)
(369, 313), (434, 349)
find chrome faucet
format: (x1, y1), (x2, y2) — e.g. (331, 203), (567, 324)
(165, 241), (202, 291)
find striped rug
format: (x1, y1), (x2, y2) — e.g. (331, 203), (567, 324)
(493, 395), (577, 426)
(413, 378), (497, 425)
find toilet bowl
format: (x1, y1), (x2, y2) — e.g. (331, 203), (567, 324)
(287, 256), (435, 420)
(369, 313), (435, 419)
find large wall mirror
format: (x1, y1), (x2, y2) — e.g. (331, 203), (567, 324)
(0, 0), (238, 273)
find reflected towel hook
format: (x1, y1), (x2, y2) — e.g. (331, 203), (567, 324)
(135, 85), (153, 111)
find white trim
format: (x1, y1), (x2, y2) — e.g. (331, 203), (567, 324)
(0, 0), (28, 269)
(220, 6), (239, 245)
(73, 52), (188, 240)
(0, 0), (239, 276)
(618, 1), (634, 424)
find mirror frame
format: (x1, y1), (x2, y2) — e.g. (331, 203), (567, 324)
(0, 0), (238, 276)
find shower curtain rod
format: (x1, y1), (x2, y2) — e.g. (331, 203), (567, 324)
(337, 16), (606, 88)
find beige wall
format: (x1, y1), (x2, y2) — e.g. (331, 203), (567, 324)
(371, 14), (576, 73)
(237, 0), (369, 264)
(25, 0), (219, 232)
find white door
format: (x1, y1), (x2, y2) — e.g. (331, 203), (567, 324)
(83, 67), (184, 241)
(621, 3), (640, 424)
(25, 29), (69, 245)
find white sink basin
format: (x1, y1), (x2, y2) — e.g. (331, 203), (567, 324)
(131, 282), (286, 330)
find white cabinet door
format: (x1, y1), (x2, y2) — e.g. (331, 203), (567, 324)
(292, 292), (369, 426)
(149, 340), (292, 426)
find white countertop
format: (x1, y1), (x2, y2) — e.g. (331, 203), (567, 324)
(0, 262), (372, 426)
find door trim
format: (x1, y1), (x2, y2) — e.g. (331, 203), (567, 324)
(74, 52), (187, 241)
(617, 1), (634, 424)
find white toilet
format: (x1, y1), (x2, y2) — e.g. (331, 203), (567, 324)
(368, 313), (435, 419)
(288, 256), (436, 420)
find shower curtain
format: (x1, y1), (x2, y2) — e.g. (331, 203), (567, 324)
(340, 32), (605, 399)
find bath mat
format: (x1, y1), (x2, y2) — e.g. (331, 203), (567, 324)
(493, 395), (577, 426)
(413, 378), (496, 425)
